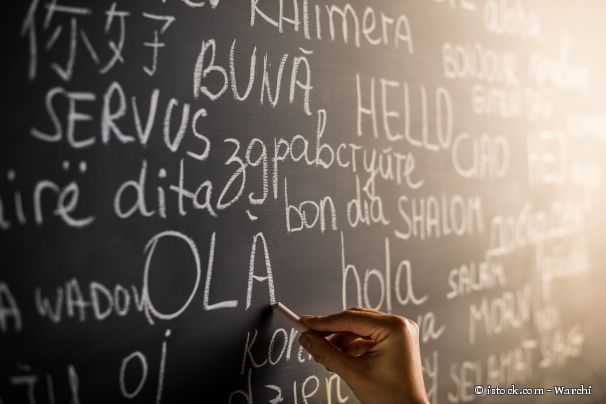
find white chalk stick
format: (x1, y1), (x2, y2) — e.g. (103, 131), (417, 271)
(272, 302), (309, 333)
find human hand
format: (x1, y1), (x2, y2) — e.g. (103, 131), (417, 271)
(299, 307), (428, 404)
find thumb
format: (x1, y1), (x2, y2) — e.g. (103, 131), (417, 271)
(299, 332), (358, 379)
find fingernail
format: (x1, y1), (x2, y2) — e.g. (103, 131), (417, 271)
(299, 333), (311, 349)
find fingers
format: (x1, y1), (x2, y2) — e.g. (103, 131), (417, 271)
(342, 339), (376, 357)
(301, 309), (390, 341)
(329, 331), (361, 349)
(329, 332), (376, 357)
(349, 306), (384, 315)
(299, 332), (360, 380)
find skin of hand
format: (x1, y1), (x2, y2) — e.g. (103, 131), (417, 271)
(299, 307), (429, 404)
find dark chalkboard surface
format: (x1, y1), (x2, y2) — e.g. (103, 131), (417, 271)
(2, 1), (606, 403)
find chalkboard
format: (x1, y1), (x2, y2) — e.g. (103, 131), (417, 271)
(2, 1), (606, 403)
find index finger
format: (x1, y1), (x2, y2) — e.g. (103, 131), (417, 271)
(301, 309), (391, 342)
